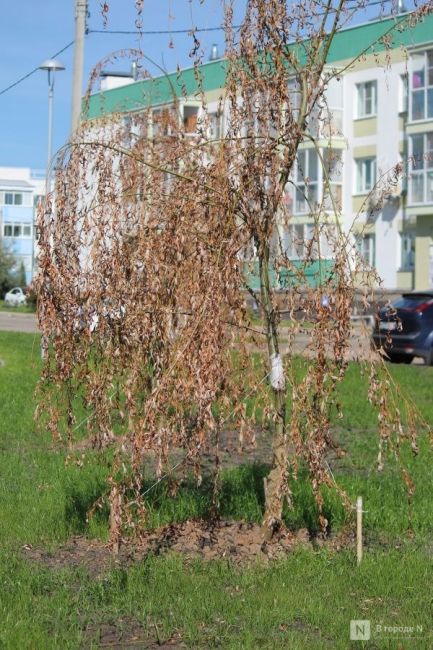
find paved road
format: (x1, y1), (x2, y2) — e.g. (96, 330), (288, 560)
(0, 311), (38, 334)
(0, 311), (425, 365)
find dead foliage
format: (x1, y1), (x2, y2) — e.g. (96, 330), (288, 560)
(35, 0), (433, 548)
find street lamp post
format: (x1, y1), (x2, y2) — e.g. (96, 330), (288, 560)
(39, 58), (65, 190)
(34, 59), (65, 339)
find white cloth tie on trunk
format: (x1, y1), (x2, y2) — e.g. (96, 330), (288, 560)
(270, 353), (285, 391)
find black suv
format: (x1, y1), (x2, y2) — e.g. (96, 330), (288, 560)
(372, 291), (433, 364)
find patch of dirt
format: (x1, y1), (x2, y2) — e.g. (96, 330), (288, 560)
(70, 425), (274, 472)
(22, 537), (113, 577)
(23, 521), (353, 648)
(22, 519), (353, 577)
(84, 616), (184, 649)
(149, 519), (306, 563)
(68, 424), (352, 477)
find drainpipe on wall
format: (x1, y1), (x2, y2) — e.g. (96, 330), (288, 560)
(400, 99), (410, 287)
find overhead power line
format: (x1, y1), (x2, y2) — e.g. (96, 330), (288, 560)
(0, 40), (75, 97)
(88, 25), (239, 35)
(86, 1), (399, 37)
(0, 23), (232, 98)
(0, 23), (231, 98)
(0, 0), (407, 99)
(87, 0), (399, 36)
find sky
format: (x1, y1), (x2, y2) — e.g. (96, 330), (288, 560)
(0, 0), (404, 171)
(0, 1), (244, 171)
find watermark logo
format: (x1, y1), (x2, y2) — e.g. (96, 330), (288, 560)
(376, 624), (424, 638)
(350, 620), (371, 641)
(350, 620), (425, 642)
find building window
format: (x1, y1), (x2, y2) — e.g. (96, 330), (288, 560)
(305, 75), (343, 138)
(409, 133), (433, 204)
(356, 81), (377, 118)
(355, 157), (376, 194)
(282, 222), (336, 260)
(400, 231), (415, 269)
(183, 106), (199, 134)
(283, 223), (317, 259)
(121, 113), (144, 146)
(322, 76), (343, 137)
(282, 223), (305, 259)
(294, 149), (319, 213)
(323, 149), (343, 211)
(399, 73), (409, 114)
(356, 233), (375, 267)
(410, 50), (433, 121)
(208, 112), (222, 141)
(152, 108), (175, 137)
(3, 223), (32, 238)
(320, 224), (338, 258)
(4, 192), (23, 206)
(289, 148), (342, 214)
(288, 76), (301, 123)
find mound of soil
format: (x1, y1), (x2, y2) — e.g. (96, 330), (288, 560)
(147, 519), (309, 562)
(23, 519), (353, 577)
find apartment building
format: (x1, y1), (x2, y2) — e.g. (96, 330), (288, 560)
(0, 167), (45, 284)
(84, 11), (433, 291)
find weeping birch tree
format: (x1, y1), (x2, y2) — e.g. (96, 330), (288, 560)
(36, 0), (433, 545)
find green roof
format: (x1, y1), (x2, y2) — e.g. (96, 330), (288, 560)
(84, 11), (433, 120)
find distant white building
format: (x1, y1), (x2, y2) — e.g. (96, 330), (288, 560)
(0, 167), (45, 284)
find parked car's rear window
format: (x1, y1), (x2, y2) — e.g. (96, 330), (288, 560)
(393, 296), (433, 310)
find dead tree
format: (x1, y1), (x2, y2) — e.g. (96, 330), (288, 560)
(36, 0), (433, 545)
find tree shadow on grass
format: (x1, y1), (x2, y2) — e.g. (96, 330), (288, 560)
(64, 479), (109, 535)
(63, 462), (346, 538)
(284, 468), (348, 537)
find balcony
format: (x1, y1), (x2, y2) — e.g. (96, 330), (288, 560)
(405, 132), (433, 208)
(408, 171), (433, 206)
(287, 147), (343, 216)
(307, 107), (344, 140)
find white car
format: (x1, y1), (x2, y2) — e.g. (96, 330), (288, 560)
(4, 287), (27, 307)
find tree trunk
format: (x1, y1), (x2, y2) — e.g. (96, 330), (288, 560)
(258, 241), (289, 540)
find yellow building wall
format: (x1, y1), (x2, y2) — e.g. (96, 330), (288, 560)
(351, 221), (375, 234)
(396, 271), (414, 290)
(415, 215), (433, 289)
(353, 144), (376, 158)
(352, 195), (369, 214)
(337, 46), (407, 71)
(406, 121), (433, 136)
(353, 118), (377, 138)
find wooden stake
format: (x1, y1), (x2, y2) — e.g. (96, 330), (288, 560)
(109, 485), (121, 556)
(356, 496), (363, 565)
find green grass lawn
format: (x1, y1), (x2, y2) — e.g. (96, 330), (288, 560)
(0, 299), (36, 313)
(0, 331), (432, 648)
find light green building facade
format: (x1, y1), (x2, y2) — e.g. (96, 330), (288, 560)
(85, 11), (433, 291)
